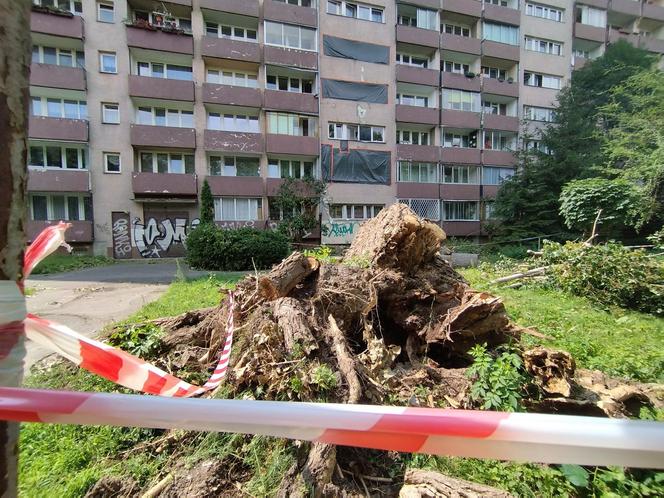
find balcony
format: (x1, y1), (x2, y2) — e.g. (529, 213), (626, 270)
(206, 176), (265, 196)
(126, 25), (193, 55)
(266, 135), (319, 156)
(483, 3), (520, 26)
(130, 125), (196, 149)
(483, 114), (519, 132)
(266, 178), (320, 196)
(29, 116), (88, 142)
(128, 75), (195, 102)
(203, 130), (264, 153)
(30, 9), (83, 39)
(574, 23), (606, 43)
(263, 0), (317, 28)
(264, 46), (318, 70)
(643, 36), (664, 54)
(396, 105), (439, 126)
(608, 28), (640, 45)
(441, 0), (481, 17)
(30, 63), (86, 91)
(397, 182), (439, 199)
(202, 83), (262, 107)
(27, 169), (89, 193)
(264, 90), (318, 114)
(396, 65), (439, 87)
(396, 144), (441, 163)
(440, 184), (480, 200)
(441, 110), (481, 128)
(644, 2), (664, 22)
(580, 0), (608, 7)
(132, 172), (198, 198)
(482, 76), (519, 97)
(200, 0), (259, 17)
(201, 36), (261, 63)
(441, 72), (481, 92)
(482, 185), (499, 198)
(27, 220), (92, 243)
(482, 41), (520, 61)
(441, 221), (480, 237)
(610, 0), (641, 17)
(396, 25), (440, 49)
(441, 147), (480, 164)
(482, 150), (515, 166)
(440, 33), (482, 55)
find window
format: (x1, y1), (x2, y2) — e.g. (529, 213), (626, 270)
(267, 113), (317, 136)
(104, 152), (121, 173)
(523, 105), (555, 122)
(443, 61), (470, 74)
(483, 166), (514, 185)
(214, 197), (263, 221)
(396, 129), (430, 145)
(266, 74), (314, 93)
(133, 10), (191, 31)
(442, 23), (470, 37)
(99, 51), (117, 73)
(328, 204), (383, 220)
(137, 107), (193, 127)
(525, 140), (551, 154)
(481, 66), (507, 80)
(328, 122), (384, 143)
(482, 100), (507, 115)
(396, 53), (428, 68)
(442, 89), (480, 112)
(483, 22), (519, 45)
(443, 131), (478, 148)
(396, 93), (429, 107)
(208, 156), (260, 177)
(102, 103), (119, 124)
(398, 162), (438, 183)
(207, 112), (260, 133)
(525, 3), (563, 22)
(205, 22), (257, 41)
(327, 1), (384, 23)
(443, 165), (479, 184)
(264, 21), (317, 51)
(484, 201), (496, 220)
(484, 0), (508, 5)
(30, 194), (91, 221)
(525, 37), (563, 55)
(443, 201), (478, 221)
(31, 96), (87, 120)
(35, 0), (82, 14)
(397, 7), (437, 30)
(29, 143), (86, 169)
(398, 198), (440, 220)
(269, 200), (313, 221)
(97, 2), (114, 22)
(139, 152), (194, 174)
(575, 5), (606, 28)
(524, 71), (561, 89)
(136, 62), (192, 81)
(267, 159), (314, 179)
(32, 46), (84, 68)
(483, 130), (514, 151)
(207, 69), (258, 88)
(573, 48), (590, 60)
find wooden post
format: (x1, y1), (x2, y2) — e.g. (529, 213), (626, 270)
(0, 0), (31, 495)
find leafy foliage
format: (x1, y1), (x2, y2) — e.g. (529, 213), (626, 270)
(186, 225), (289, 271)
(272, 177), (326, 241)
(199, 179), (214, 225)
(108, 323), (163, 358)
(31, 254), (113, 275)
(466, 344), (525, 411)
(303, 245), (335, 263)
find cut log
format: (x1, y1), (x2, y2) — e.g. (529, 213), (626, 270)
(326, 315), (362, 404)
(399, 469), (513, 498)
(523, 347), (575, 397)
(258, 251), (319, 301)
(273, 297), (318, 355)
(490, 266), (548, 285)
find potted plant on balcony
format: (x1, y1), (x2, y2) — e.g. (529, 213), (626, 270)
(507, 77), (514, 84)
(464, 71), (476, 78)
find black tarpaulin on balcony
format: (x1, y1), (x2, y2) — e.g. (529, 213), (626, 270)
(321, 79), (388, 104)
(321, 144), (390, 184)
(322, 35), (390, 64)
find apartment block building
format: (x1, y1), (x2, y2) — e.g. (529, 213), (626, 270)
(27, 0), (664, 257)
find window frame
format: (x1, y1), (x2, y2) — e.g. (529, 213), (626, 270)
(208, 155), (261, 177)
(442, 164), (480, 184)
(328, 203), (383, 220)
(207, 112), (260, 133)
(525, 2), (563, 22)
(442, 200), (479, 221)
(101, 102), (120, 124)
(97, 2), (114, 23)
(327, 0), (384, 23)
(205, 22), (258, 42)
(482, 166), (515, 185)
(29, 193), (90, 221)
(138, 151), (195, 174)
(267, 158), (315, 179)
(207, 69), (259, 88)
(397, 161), (439, 183)
(136, 106), (193, 128)
(28, 143), (87, 170)
(31, 96), (87, 120)
(266, 112), (317, 137)
(328, 122), (385, 143)
(103, 152), (121, 174)
(524, 36), (563, 56)
(396, 129), (430, 145)
(213, 197), (263, 221)
(99, 51), (117, 74)
(264, 21), (318, 52)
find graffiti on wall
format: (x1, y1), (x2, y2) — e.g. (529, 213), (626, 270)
(321, 221), (362, 245)
(132, 216), (200, 258)
(111, 212), (132, 259)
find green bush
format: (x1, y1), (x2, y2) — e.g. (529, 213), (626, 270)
(186, 224), (290, 271)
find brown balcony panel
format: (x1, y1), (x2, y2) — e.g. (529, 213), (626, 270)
(264, 90), (318, 114)
(442, 0), (481, 17)
(27, 220), (92, 243)
(580, 0), (608, 8)
(397, 182), (439, 198)
(440, 33), (482, 55)
(440, 184), (480, 200)
(396, 25), (440, 49)
(483, 150), (515, 166)
(204, 130), (264, 153)
(266, 134), (319, 156)
(483, 114), (519, 132)
(202, 83), (262, 107)
(396, 65), (439, 86)
(200, 0), (259, 17)
(130, 125), (196, 149)
(126, 25), (193, 55)
(407, 0), (439, 10)
(266, 177), (320, 196)
(441, 221), (480, 236)
(441, 72), (481, 91)
(482, 77), (518, 97)
(29, 116), (88, 142)
(644, 3), (664, 22)
(396, 105), (439, 125)
(441, 110), (480, 128)
(263, 0), (317, 27)
(644, 36), (664, 54)
(441, 147), (480, 164)
(574, 23), (606, 43)
(30, 10), (83, 39)
(482, 40), (520, 61)
(201, 36), (261, 63)
(610, 0), (641, 17)
(396, 144), (441, 163)
(207, 176), (265, 196)
(483, 4), (520, 26)
(482, 185), (499, 198)
(128, 75), (195, 102)
(30, 63), (85, 91)
(28, 169), (90, 193)
(608, 29), (639, 45)
(132, 172), (197, 197)
(264, 46), (318, 70)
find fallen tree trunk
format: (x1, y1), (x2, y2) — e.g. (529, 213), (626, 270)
(257, 252), (319, 301)
(399, 469), (513, 498)
(490, 266), (548, 285)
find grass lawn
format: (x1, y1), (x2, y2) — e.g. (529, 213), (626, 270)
(30, 253), (114, 275)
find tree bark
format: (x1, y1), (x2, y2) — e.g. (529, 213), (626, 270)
(257, 252), (319, 301)
(0, 0), (31, 495)
(400, 469), (513, 498)
(273, 298), (318, 355)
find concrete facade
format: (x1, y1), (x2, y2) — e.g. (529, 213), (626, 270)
(28, 0), (664, 255)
